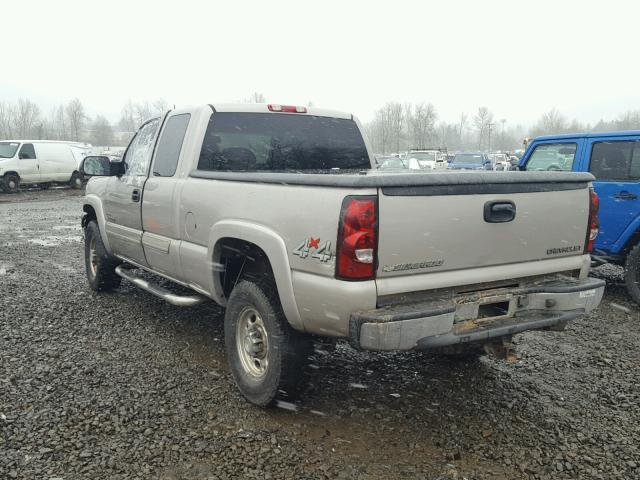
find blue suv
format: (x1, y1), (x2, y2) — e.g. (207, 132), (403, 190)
(520, 131), (640, 302)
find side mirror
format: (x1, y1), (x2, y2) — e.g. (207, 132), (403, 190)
(80, 157), (124, 177)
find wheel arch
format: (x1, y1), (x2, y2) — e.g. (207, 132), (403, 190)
(209, 220), (304, 331)
(82, 194), (112, 254)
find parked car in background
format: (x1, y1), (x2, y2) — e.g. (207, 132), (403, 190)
(0, 140), (87, 192)
(488, 153), (511, 171)
(405, 149), (447, 170)
(448, 152), (492, 170)
(378, 157), (408, 169)
(520, 130), (640, 303)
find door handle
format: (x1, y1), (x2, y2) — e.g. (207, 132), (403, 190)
(131, 189), (141, 202)
(484, 200), (516, 223)
(613, 191), (637, 200)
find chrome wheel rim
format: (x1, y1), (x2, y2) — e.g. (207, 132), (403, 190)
(8, 180), (16, 190)
(88, 236), (98, 278)
(236, 307), (269, 377)
(74, 177), (82, 187)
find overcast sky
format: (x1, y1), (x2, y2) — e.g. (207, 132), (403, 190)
(3, 0), (639, 127)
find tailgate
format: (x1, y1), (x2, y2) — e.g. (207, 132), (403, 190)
(376, 179), (591, 278)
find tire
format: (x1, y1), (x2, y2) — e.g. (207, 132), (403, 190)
(224, 279), (311, 407)
(70, 172), (83, 189)
(3, 173), (20, 193)
(84, 220), (121, 291)
(624, 242), (640, 304)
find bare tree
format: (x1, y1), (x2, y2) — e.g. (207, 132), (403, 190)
(458, 112), (467, 141)
(119, 100), (137, 134)
(89, 115), (114, 146)
(474, 107), (493, 150)
(385, 102), (404, 153)
(48, 105), (68, 140)
(153, 98), (169, 116)
(372, 107), (391, 154)
(408, 102), (437, 149)
(65, 98), (86, 141)
(0, 102), (15, 139)
(616, 110), (640, 130)
(244, 92), (266, 103)
(134, 101), (153, 127)
(535, 108), (566, 135)
(14, 99), (41, 138)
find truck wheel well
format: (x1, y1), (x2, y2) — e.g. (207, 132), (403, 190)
(82, 205), (97, 228)
(215, 238), (274, 299)
(3, 171), (20, 179)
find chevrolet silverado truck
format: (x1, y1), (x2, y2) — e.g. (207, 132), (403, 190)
(80, 103), (604, 406)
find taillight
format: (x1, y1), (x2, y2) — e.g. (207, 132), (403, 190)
(336, 196), (378, 280)
(268, 104), (307, 113)
(586, 188), (599, 253)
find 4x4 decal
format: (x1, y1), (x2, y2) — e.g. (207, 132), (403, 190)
(293, 237), (332, 262)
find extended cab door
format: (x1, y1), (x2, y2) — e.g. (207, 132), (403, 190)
(584, 137), (640, 252)
(141, 112), (192, 278)
(17, 143), (40, 182)
(103, 118), (160, 265)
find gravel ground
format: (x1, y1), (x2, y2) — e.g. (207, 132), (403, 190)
(1, 189), (639, 480)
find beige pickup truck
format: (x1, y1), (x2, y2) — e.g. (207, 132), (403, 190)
(80, 103), (604, 406)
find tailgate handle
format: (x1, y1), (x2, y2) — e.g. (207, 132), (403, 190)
(484, 201), (516, 223)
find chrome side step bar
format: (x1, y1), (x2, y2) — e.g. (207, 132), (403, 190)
(115, 266), (206, 307)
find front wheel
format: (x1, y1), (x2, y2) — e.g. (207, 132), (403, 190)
(224, 280), (311, 406)
(624, 242), (640, 304)
(84, 220), (121, 291)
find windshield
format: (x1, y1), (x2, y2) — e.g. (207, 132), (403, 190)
(453, 153), (484, 164)
(0, 142), (20, 158)
(198, 113), (370, 172)
(525, 143), (577, 171)
(408, 152), (437, 161)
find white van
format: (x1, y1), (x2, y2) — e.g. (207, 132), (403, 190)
(0, 140), (85, 192)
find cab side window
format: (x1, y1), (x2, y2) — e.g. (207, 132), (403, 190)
(525, 143), (576, 171)
(19, 143), (36, 160)
(153, 114), (191, 177)
(123, 118), (160, 176)
(588, 141), (638, 181)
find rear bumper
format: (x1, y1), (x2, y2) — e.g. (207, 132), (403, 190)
(349, 277), (605, 351)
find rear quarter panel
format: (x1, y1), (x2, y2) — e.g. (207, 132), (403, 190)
(179, 179), (378, 334)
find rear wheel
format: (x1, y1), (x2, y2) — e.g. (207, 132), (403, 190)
(3, 173), (20, 193)
(70, 172), (83, 189)
(624, 242), (640, 304)
(225, 280), (311, 406)
(84, 220), (121, 291)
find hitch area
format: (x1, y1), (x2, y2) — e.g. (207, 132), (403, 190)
(483, 336), (517, 363)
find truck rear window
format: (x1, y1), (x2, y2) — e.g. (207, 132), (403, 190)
(197, 112), (370, 172)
